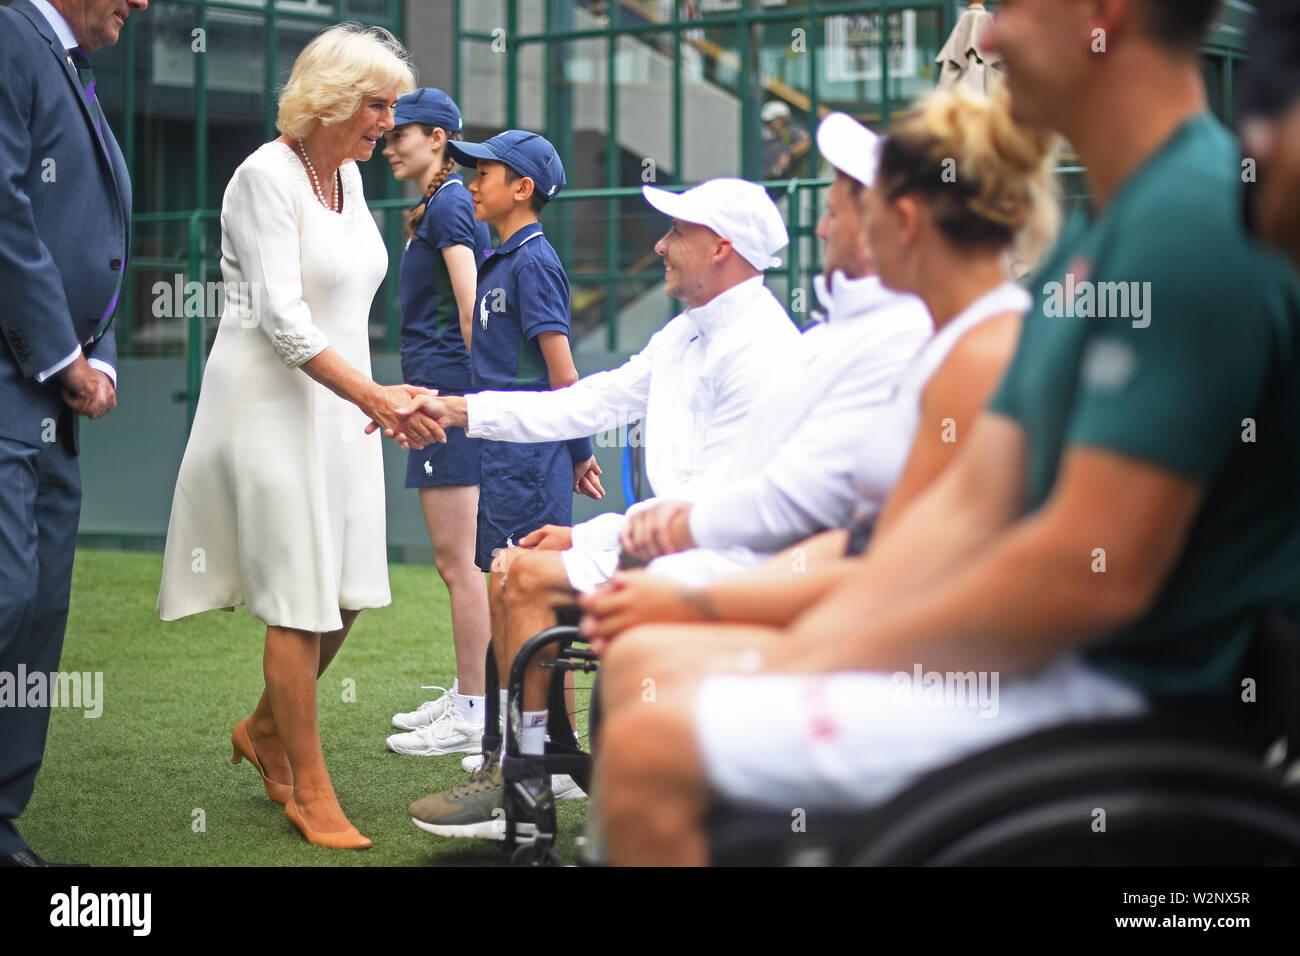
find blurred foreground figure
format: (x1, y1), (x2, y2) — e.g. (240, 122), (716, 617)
(594, 0), (1300, 867)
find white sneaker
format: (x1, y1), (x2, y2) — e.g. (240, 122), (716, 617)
(392, 687), (454, 731)
(553, 774), (586, 800)
(461, 752), (484, 773)
(387, 706), (485, 756)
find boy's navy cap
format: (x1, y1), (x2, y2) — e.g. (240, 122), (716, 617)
(393, 88), (463, 131)
(447, 130), (567, 200)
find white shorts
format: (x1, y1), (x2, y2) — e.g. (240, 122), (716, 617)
(559, 544), (762, 594)
(694, 655), (1147, 811)
(560, 546), (621, 594)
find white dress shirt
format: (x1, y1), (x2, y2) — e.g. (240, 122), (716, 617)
(688, 270), (932, 552)
(465, 275), (800, 549)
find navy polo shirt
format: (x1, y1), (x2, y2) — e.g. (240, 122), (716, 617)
(398, 175), (491, 390)
(471, 222), (592, 463)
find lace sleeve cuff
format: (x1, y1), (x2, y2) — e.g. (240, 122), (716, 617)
(271, 328), (329, 368)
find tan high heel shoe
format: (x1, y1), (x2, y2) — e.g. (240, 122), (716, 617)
(230, 718), (294, 805)
(284, 797), (372, 850)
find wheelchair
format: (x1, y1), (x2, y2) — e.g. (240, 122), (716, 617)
(706, 611), (1300, 865)
(479, 612), (595, 867)
(476, 442), (636, 865)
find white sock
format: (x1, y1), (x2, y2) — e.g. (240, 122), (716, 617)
(455, 692), (485, 725)
(522, 710), (548, 755)
(499, 688), (509, 717)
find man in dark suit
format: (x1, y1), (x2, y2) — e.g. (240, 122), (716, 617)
(0, 0), (147, 867)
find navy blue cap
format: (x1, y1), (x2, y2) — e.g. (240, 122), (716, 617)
(393, 88), (463, 132)
(447, 130), (566, 201)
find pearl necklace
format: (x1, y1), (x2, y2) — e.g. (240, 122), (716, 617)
(296, 139), (340, 213)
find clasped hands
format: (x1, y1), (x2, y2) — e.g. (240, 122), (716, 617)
(59, 353), (115, 419)
(363, 386), (453, 450)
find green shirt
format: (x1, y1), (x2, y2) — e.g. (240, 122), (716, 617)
(989, 113), (1300, 698)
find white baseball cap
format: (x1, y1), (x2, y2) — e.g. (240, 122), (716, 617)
(816, 112), (880, 189)
(642, 179), (788, 271)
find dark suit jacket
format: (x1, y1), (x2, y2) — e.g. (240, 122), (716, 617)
(0, 0), (130, 452)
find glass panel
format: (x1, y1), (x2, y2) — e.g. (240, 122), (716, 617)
(461, 0), (507, 33)
(343, 0), (393, 18)
(682, 22), (742, 180)
(460, 39), (509, 133)
(130, 5), (199, 215)
(615, 30), (676, 184)
(203, 9), (271, 211)
(517, 39), (547, 129)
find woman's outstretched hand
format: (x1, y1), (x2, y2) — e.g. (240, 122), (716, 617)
(364, 385), (446, 449)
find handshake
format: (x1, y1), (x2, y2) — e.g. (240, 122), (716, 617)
(366, 382), (608, 502)
(362, 385), (464, 451)
(362, 385), (605, 499)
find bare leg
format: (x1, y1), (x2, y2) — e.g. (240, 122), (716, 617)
(488, 548), (526, 688)
(595, 624), (786, 865)
(262, 612), (362, 833)
(502, 549), (578, 711)
(247, 609), (358, 785)
(597, 685), (710, 866)
(420, 485), (490, 696)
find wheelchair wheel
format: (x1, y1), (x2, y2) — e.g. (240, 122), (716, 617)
(511, 844), (562, 867)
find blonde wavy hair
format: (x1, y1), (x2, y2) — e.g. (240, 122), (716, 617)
(276, 23), (415, 140)
(877, 83), (1062, 271)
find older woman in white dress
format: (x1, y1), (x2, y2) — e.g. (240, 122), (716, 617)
(157, 24), (441, 849)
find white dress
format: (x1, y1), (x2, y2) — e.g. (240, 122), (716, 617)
(157, 141), (391, 633)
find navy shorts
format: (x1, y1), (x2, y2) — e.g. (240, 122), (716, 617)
(475, 438), (573, 571)
(403, 389), (480, 488)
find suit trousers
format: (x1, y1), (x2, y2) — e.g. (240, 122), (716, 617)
(0, 428), (80, 855)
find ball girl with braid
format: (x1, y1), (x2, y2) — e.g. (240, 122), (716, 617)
(382, 88), (494, 756)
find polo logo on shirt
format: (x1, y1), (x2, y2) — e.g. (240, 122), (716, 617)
(479, 288), (506, 331)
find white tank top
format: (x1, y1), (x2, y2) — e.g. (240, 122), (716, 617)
(849, 281), (1033, 514)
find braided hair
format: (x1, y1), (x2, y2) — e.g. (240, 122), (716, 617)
(405, 127), (462, 240)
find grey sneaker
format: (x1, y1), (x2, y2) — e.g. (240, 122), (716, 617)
(408, 751), (551, 842)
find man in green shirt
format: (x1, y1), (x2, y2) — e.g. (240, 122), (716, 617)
(590, 0), (1300, 866)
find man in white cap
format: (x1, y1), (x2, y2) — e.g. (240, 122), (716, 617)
(399, 177), (801, 830)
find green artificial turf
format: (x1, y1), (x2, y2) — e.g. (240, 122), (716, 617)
(18, 549), (590, 866)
